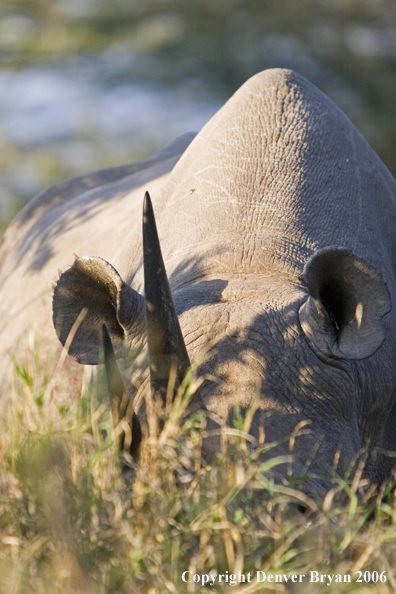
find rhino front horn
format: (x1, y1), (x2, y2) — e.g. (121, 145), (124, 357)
(143, 191), (193, 404)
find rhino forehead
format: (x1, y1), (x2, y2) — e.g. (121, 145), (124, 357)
(174, 279), (307, 386)
(178, 296), (350, 421)
(169, 270), (391, 440)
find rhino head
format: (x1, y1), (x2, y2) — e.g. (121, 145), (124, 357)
(52, 69), (396, 496)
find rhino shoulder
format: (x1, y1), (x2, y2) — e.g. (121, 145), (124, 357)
(0, 132), (196, 273)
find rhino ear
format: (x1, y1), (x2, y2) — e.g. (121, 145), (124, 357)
(299, 247), (391, 360)
(53, 256), (145, 364)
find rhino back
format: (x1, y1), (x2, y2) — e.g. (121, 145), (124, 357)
(144, 69), (396, 296)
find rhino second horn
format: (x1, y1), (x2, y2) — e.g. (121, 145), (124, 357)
(102, 323), (141, 460)
(142, 191), (193, 404)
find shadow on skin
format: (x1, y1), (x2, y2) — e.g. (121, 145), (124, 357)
(5, 158), (176, 274)
(179, 295), (366, 496)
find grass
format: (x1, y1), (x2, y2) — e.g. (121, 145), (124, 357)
(1, 352), (396, 593)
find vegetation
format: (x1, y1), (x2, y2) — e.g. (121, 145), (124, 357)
(1, 352), (396, 593)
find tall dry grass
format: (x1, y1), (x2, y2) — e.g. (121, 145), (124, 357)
(1, 348), (396, 593)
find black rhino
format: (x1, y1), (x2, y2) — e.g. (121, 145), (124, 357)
(2, 68), (396, 495)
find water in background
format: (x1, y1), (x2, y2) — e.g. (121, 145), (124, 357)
(1, 0), (395, 232)
(0, 62), (219, 221)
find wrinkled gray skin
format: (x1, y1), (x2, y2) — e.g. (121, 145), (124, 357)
(0, 133), (195, 399)
(4, 69), (396, 495)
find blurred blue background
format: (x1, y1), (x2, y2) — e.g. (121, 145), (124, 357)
(0, 0), (395, 235)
